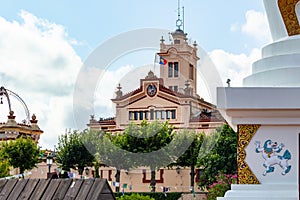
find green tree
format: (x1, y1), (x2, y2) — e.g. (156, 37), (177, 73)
(0, 159), (10, 178)
(198, 124), (237, 188)
(1, 137), (40, 178)
(81, 129), (133, 192)
(0, 146), (10, 178)
(103, 133), (134, 192)
(112, 121), (174, 192)
(117, 193), (154, 200)
(82, 122), (188, 193)
(56, 130), (95, 175)
(169, 131), (205, 192)
(81, 129), (105, 178)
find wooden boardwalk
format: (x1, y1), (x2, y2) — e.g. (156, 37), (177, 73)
(0, 178), (115, 200)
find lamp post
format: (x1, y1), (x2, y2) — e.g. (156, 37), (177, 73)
(197, 165), (204, 191)
(46, 155), (53, 178)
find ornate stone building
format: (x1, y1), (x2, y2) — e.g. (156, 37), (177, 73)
(86, 26), (224, 193)
(88, 29), (224, 133)
(0, 86), (43, 142)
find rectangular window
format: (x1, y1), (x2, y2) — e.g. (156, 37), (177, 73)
(168, 63), (173, 77)
(145, 111), (149, 120)
(129, 111), (133, 120)
(139, 111), (144, 120)
(166, 110), (171, 119)
(174, 62), (179, 77)
(156, 110), (161, 119)
(173, 86), (178, 92)
(161, 111), (165, 119)
(171, 110), (176, 119)
(169, 86), (173, 90)
(134, 111), (138, 120)
(150, 109), (154, 120)
(189, 64), (194, 80)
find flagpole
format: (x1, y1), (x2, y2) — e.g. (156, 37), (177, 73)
(153, 53), (158, 73)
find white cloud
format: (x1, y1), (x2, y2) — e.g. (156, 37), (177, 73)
(93, 64), (160, 118)
(230, 22), (240, 32)
(38, 96), (74, 148)
(209, 48), (261, 87)
(0, 9), (273, 149)
(95, 65), (134, 106)
(0, 11), (82, 149)
(242, 10), (271, 43)
(210, 10), (271, 87)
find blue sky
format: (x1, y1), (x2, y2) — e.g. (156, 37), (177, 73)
(1, 0), (265, 57)
(0, 0), (270, 149)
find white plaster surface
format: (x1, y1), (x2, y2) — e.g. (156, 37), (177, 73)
(263, 0), (287, 41)
(243, 0), (300, 86)
(215, 1), (300, 199)
(245, 126), (298, 184)
(217, 87), (300, 199)
(217, 184), (298, 200)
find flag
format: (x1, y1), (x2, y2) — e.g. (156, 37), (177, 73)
(159, 56), (167, 65)
(122, 183), (128, 188)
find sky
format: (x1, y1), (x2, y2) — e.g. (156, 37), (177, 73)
(0, 0), (272, 149)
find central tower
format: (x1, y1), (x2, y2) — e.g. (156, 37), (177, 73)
(158, 1), (199, 97)
(158, 29), (199, 97)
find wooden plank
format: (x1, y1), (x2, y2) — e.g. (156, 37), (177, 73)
(0, 179), (18, 200)
(98, 194), (116, 200)
(51, 179), (72, 200)
(74, 179), (94, 200)
(0, 180), (8, 194)
(97, 179), (116, 200)
(18, 179), (40, 200)
(29, 179), (51, 200)
(85, 179), (105, 200)
(63, 179), (83, 200)
(100, 181), (115, 194)
(40, 179), (61, 200)
(7, 179), (29, 200)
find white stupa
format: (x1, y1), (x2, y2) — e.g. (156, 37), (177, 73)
(244, 0), (300, 86)
(217, 0), (300, 199)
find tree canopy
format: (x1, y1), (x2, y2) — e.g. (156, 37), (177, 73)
(169, 131), (205, 190)
(108, 121), (191, 192)
(0, 159), (10, 178)
(198, 124), (237, 188)
(1, 136), (40, 176)
(56, 130), (95, 175)
(108, 121), (179, 192)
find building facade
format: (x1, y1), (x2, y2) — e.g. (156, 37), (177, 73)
(86, 27), (224, 193)
(0, 86), (43, 142)
(88, 29), (224, 133)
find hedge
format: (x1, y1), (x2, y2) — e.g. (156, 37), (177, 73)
(114, 192), (182, 200)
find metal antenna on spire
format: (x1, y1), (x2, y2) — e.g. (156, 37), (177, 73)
(177, 0), (180, 20)
(182, 6), (185, 32)
(176, 0), (183, 30)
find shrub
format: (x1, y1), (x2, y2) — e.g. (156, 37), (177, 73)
(117, 193), (154, 200)
(207, 173), (237, 200)
(115, 192), (182, 200)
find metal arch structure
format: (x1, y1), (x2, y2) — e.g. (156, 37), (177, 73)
(0, 86), (30, 124)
